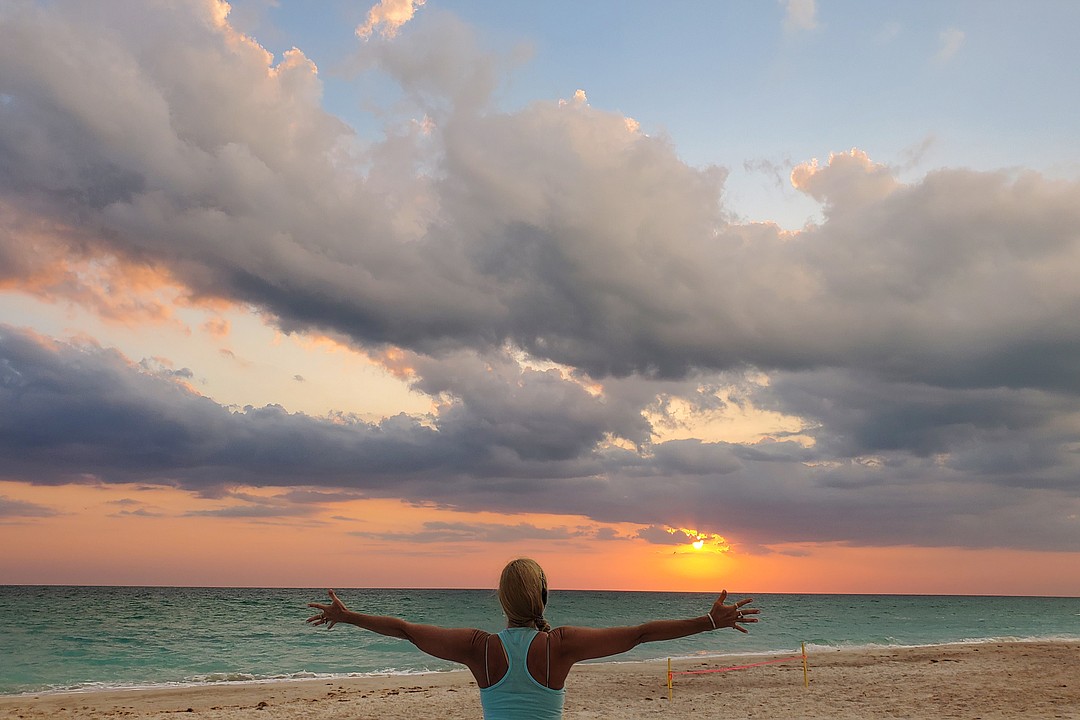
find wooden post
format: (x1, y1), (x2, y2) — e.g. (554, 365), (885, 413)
(802, 643), (809, 688)
(667, 657), (672, 700)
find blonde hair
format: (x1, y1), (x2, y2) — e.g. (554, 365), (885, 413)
(497, 558), (551, 632)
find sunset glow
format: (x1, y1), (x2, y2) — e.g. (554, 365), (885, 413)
(2, 0), (1079, 596)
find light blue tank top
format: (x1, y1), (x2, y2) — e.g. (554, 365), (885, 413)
(479, 628), (565, 720)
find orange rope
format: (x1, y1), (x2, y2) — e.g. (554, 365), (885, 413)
(669, 655), (804, 676)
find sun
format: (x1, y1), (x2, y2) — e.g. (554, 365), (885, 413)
(692, 539), (705, 550)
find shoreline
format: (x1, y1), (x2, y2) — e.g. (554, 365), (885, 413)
(2, 641), (1078, 718)
(8, 635), (1079, 699)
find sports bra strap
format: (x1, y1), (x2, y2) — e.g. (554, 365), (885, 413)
(545, 631), (550, 688)
(485, 629), (552, 688)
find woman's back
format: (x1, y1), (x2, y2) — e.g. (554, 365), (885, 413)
(480, 628), (564, 720)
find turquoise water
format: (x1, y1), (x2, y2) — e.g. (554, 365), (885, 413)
(2, 586), (1079, 695)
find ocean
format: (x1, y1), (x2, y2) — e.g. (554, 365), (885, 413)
(2, 586), (1078, 696)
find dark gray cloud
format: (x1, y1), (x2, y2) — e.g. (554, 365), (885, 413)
(0, 325), (447, 488)
(1, 1), (1080, 555)
(3, 324), (1078, 551)
(757, 369), (1080, 486)
(636, 526), (699, 545)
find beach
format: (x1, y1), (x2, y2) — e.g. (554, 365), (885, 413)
(2, 642), (1077, 719)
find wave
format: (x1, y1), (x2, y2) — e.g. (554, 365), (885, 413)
(801, 633), (1080, 654)
(5, 667), (465, 698)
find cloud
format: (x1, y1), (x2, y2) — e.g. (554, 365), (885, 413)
(108, 498), (143, 506)
(936, 27), (965, 63)
(634, 526), (729, 552)
(202, 317), (231, 339)
(782, 0), (818, 33)
(182, 488), (325, 518)
(0, 324), (625, 490)
(356, 0), (426, 40)
(138, 357), (194, 381)
(7, 2), (1080, 392)
(0, 495), (57, 518)
(743, 157), (796, 191)
(636, 525), (694, 546)
(185, 505), (317, 518)
(4, 324), (1079, 551)
(3, 2), (1080, 556)
(277, 489), (370, 504)
(349, 9), (499, 111)
(353, 520), (593, 544)
(558, 89), (589, 108)
(0, 203), (195, 327)
(115, 507), (165, 518)
(106, 498), (165, 517)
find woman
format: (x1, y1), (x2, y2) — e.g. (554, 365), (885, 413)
(307, 557), (759, 720)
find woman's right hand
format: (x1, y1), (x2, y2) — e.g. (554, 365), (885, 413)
(307, 589), (349, 630)
(709, 590), (759, 633)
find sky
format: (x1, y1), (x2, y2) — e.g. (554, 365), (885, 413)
(1, 0), (1079, 595)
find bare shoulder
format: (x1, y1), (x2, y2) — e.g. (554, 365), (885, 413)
(549, 625), (588, 641)
(548, 624), (641, 663)
(548, 625), (589, 645)
(464, 627), (494, 649)
(552, 624), (631, 638)
(398, 623), (493, 667)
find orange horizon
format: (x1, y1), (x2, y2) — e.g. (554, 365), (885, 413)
(3, 480), (1078, 597)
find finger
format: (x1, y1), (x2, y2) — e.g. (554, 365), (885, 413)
(739, 608), (760, 615)
(735, 598), (754, 608)
(308, 603), (328, 610)
(327, 620), (336, 630)
(734, 625), (749, 633)
(718, 590), (728, 604)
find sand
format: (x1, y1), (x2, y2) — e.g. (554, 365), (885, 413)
(1, 642), (1077, 719)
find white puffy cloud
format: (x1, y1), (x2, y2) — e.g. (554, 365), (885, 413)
(356, 0), (426, 40)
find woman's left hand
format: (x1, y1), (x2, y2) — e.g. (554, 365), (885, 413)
(307, 589), (349, 630)
(709, 590), (759, 633)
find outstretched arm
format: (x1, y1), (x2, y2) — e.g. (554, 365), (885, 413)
(555, 590), (758, 664)
(307, 590), (486, 667)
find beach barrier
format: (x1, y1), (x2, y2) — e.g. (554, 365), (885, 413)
(666, 643), (808, 700)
